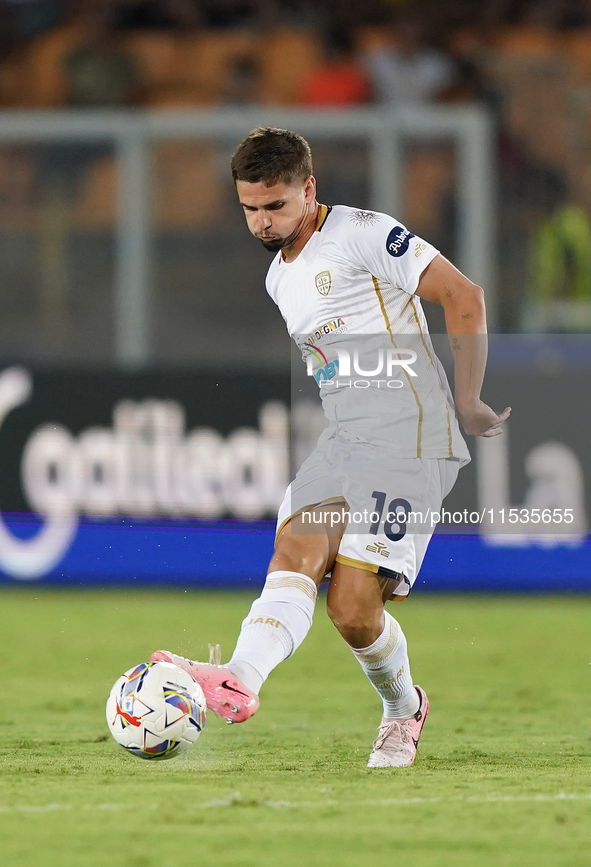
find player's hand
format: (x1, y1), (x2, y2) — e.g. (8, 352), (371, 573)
(457, 401), (511, 437)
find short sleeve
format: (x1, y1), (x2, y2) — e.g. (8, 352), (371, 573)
(343, 210), (439, 295)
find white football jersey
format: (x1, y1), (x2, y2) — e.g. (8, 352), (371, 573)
(266, 204), (470, 462)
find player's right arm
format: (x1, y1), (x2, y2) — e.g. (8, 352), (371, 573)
(414, 254), (511, 437)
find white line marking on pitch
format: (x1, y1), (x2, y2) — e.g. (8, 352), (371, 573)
(0, 804), (127, 813)
(203, 792), (591, 809)
(1, 793), (590, 814)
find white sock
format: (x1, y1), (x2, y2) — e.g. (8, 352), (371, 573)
(227, 571), (317, 694)
(349, 611), (420, 720)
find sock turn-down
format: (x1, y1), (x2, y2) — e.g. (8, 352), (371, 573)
(349, 611), (420, 720)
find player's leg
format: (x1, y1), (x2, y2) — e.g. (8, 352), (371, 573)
(326, 454), (460, 766)
(152, 505), (345, 723)
(226, 505), (346, 695)
(326, 562), (428, 768)
(152, 441), (345, 722)
(223, 442), (347, 706)
(327, 562), (420, 720)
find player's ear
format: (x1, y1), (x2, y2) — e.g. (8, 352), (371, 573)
(303, 176), (316, 202)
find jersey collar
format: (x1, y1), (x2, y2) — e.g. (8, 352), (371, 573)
(280, 204), (331, 262)
(315, 203), (331, 232)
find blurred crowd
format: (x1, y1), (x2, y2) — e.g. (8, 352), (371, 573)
(2, 0), (591, 342)
(1, 0), (591, 110)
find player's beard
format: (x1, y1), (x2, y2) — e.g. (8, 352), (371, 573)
(257, 210), (309, 253)
(259, 237), (285, 252)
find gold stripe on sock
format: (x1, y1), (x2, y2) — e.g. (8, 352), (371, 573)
(264, 575), (318, 602)
(355, 618), (400, 665)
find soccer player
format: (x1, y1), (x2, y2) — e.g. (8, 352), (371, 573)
(153, 128), (510, 768)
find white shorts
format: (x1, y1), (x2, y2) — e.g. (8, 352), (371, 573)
(276, 431), (460, 598)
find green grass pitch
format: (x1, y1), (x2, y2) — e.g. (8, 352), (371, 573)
(0, 588), (590, 867)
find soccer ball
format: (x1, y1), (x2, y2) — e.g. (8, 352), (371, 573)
(106, 660), (206, 760)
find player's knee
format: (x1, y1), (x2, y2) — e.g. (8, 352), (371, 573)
(326, 598), (382, 648)
(333, 619), (381, 649)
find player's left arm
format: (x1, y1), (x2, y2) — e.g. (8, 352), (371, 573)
(415, 254), (511, 437)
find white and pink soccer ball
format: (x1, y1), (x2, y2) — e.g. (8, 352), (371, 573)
(106, 660), (206, 760)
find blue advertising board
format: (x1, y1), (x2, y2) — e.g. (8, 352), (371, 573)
(1, 514), (589, 593)
(0, 349), (589, 592)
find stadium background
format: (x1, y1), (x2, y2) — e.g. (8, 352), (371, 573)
(0, 0), (590, 590)
(1, 4), (591, 867)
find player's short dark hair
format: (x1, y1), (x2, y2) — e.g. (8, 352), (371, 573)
(231, 127), (313, 187)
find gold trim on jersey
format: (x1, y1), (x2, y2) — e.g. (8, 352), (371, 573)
(315, 204), (330, 232)
(408, 297), (453, 458)
(335, 553), (379, 573)
(372, 276), (423, 457)
(264, 574), (318, 601)
(334, 555), (410, 602)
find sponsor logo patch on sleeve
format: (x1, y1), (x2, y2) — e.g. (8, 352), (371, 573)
(386, 226), (415, 258)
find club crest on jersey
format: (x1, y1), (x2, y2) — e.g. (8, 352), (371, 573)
(386, 226), (415, 258)
(315, 271), (332, 296)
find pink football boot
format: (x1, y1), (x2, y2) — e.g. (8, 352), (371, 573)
(367, 686), (430, 768)
(150, 646), (259, 724)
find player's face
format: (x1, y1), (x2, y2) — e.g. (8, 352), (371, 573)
(236, 177), (317, 252)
